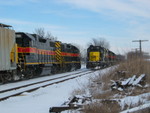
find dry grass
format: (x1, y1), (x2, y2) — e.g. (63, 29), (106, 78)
(72, 57), (150, 113)
(130, 87), (150, 96)
(135, 108), (150, 113)
(92, 69), (119, 91)
(82, 101), (120, 113)
(93, 90), (123, 100)
(148, 95), (150, 100)
(94, 59), (149, 91)
(91, 57), (150, 100)
(117, 58), (150, 83)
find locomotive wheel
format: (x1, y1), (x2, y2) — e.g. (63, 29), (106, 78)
(23, 67), (35, 79)
(67, 64), (72, 72)
(86, 64), (90, 69)
(71, 64), (76, 71)
(12, 74), (21, 81)
(12, 70), (21, 81)
(0, 74), (5, 84)
(34, 67), (42, 76)
(78, 63), (81, 69)
(63, 65), (67, 72)
(51, 66), (57, 74)
(0, 73), (12, 83)
(25, 70), (34, 79)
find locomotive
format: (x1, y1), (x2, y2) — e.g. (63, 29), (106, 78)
(0, 23), (81, 83)
(86, 45), (116, 69)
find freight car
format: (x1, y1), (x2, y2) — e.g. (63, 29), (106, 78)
(0, 23), (17, 83)
(86, 45), (116, 69)
(0, 23), (81, 83)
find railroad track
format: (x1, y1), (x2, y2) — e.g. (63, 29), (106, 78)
(0, 69), (94, 101)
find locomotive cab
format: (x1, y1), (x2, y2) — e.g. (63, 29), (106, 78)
(86, 45), (106, 69)
(16, 32), (35, 47)
(16, 32), (36, 62)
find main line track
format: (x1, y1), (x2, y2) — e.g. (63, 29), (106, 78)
(0, 69), (94, 101)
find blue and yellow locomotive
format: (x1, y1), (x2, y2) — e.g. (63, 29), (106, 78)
(86, 45), (116, 69)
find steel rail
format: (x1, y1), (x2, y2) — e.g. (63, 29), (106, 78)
(0, 70), (94, 101)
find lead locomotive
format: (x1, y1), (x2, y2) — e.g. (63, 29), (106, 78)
(0, 23), (81, 83)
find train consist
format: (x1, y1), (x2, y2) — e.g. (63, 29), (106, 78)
(86, 45), (116, 69)
(0, 23), (81, 83)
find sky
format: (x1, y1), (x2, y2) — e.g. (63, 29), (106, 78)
(0, 0), (150, 55)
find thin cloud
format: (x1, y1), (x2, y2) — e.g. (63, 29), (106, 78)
(0, 18), (31, 25)
(0, 18), (65, 31)
(0, 0), (40, 5)
(41, 9), (90, 19)
(59, 0), (150, 18)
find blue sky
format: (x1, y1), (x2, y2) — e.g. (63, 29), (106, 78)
(0, 0), (150, 54)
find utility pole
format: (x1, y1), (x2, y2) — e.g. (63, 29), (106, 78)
(132, 40), (148, 55)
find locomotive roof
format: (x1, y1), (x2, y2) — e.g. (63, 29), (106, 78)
(89, 45), (104, 49)
(0, 23), (12, 28)
(16, 32), (35, 41)
(26, 33), (35, 41)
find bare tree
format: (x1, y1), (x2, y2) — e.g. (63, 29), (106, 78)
(45, 32), (57, 40)
(88, 37), (110, 49)
(34, 28), (45, 38)
(34, 28), (57, 41)
(45, 32), (52, 39)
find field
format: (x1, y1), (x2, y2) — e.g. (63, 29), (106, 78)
(72, 58), (150, 113)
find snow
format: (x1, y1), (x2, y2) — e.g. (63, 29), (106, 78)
(128, 75), (136, 85)
(0, 70), (92, 99)
(0, 68), (89, 90)
(120, 103), (150, 113)
(0, 75), (84, 113)
(0, 66), (149, 113)
(132, 74), (145, 86)
(119, 92), (150, 111)
(0, 66), (110, 113)
(121, 78), (131, 85)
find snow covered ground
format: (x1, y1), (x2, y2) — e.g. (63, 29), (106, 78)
(0, 65), (107, 113)
(0, 65), (149, 113)
(120, 92), (150, 112)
